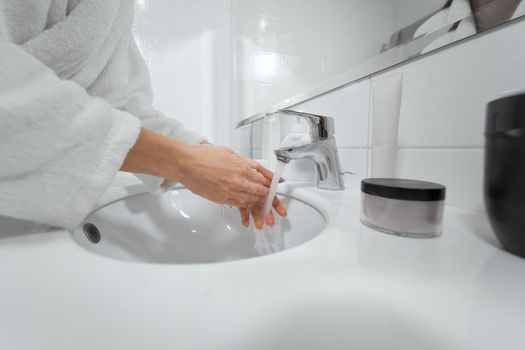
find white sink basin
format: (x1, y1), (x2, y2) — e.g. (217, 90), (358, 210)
(71, 189), (326, 264)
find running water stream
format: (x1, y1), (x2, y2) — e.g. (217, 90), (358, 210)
(263, 160), (287, 217)
(251, 160), (287, 255)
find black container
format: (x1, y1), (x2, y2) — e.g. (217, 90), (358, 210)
(484, 92), (525, 258)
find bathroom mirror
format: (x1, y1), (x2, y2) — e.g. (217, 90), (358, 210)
(382, 0), (524, 52)
(233, 0), (525, 123)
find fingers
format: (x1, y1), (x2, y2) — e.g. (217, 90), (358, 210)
(252, 162), (274, 180)
(244, 159), (273, 183)
(239, 208), (249, 227)
(244, 181), (269, 202)
(232, 157), (288, 228)
(239, 205), (283, 230)
(245, 157), (262, 170)
(272, 196), (287, 217)
(252, 204), (278, 229)
(249, 168), (271, 187)
(250, 208), (264, 229)
(244, 158), (287, 187)
(251, 160), (286, 183)
(265, 210), (275, 227)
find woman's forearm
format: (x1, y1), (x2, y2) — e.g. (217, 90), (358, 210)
(120, 128), (184, 180)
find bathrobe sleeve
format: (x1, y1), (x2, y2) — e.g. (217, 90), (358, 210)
(0, 42), (141, 229)
(117, 35), (208, 193)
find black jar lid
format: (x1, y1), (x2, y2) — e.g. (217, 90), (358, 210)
(486, 92), (525, 134)
(361, 178), (446, 202)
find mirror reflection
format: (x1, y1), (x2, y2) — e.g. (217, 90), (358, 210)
(232, 0), (525, 119)
(385, 0), (523, 51)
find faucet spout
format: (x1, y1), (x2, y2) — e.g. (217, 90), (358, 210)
(274, 138), (345, 190)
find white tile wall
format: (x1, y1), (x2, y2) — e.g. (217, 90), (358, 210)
(230, 0), (450, 130)
(294, 79), (371, 148)
(231, 0), (279, 18)
(231, 0), (396, 121)
(394, 25), (525, 148)
(390, 20), (525, 213)
(132, 0), (232, 145)
(134, 0), (524, 214)
(396, 149), (485, 212)
(337, 148), (369, 189)
(237, 17), (525, 215)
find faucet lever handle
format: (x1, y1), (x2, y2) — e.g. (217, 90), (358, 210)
(278, 109), (335, 141)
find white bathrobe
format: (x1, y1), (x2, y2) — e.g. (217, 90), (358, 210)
(0, 0), (205, 228)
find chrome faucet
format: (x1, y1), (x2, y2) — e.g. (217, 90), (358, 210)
(274, 109), (345, 190)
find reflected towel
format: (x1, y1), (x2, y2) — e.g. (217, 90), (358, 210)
(414, 0), (473, 38)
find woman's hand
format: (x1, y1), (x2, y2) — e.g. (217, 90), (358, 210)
(121, 129), (286, 227)
(237, 164), (287, 229)
(239, 196), (287, 229)
(177, 144), (287, 228)
(173, 143), (272, 206)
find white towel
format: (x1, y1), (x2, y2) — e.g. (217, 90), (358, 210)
(414, 0), (473, 38)
(422, 16), (477, 54)
(512, 1), (525, 19)
(0, 0), (206, 228)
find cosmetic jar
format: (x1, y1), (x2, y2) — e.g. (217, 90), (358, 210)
(484, 92), (525, 258)
(361, 178), (446, 238)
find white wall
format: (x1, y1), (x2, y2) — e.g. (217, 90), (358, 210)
(231, 0), (396, 121)
(230, 0), (456, 124)
(238, 18), (525, 213)
(390, 19), (525, 213)
(132, 0), (232, 145)
(131, 0), (525, 214)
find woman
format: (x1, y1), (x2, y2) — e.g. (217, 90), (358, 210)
(0, 0), (285, 230)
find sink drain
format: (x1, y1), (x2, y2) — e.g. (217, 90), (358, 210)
(82, 223), (101, 244)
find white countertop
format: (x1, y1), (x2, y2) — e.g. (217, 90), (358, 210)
(0, 175), (524, 350)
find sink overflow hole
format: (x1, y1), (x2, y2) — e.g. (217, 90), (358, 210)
(83, 223), (101, 244)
